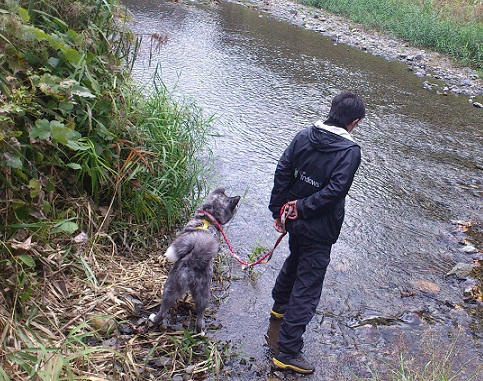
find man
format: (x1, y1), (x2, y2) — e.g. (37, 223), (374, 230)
(268, 91), (365, 374)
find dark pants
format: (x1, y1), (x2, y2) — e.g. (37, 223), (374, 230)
(272, 233), (332, 354)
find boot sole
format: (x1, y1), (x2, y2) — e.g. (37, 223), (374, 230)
(272, 357), (315, 374)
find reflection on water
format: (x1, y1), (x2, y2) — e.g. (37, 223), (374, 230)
(264, 315), (281, 352)
(123, 0), (483, 378)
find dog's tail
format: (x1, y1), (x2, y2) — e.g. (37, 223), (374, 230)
(164, 232), (218, 263)
(164, 245), (179, 262)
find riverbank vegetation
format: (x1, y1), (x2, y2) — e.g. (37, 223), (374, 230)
(0, 0), (218, 379)
(302, 0), (483, 70)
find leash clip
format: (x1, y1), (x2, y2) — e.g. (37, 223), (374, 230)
(280, 204), (293, 234)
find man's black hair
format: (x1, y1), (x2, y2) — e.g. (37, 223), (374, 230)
(325, 92), (365, 129)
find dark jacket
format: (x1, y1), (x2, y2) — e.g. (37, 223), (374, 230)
(269, 123), (361, 244)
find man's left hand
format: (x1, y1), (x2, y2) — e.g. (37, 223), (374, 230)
(284, 200), (298, 220)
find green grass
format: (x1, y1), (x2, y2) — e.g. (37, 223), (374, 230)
(117, 72), (213, 235)
(0, 0), (216, 379)
(302, 0), (483, 70)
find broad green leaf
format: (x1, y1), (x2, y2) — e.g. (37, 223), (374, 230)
(51, 221), (78, 234)
(71, 85), (95, 98)
(67, 29), (83, 45)
(47, 57), (61, 68)
(18, 255), (35, 268)
(59, 79), (77, 89)
(84, 69), (101, 94)
(66, 163), (82, 170)
(28, 178), (41, 198)
(34, 152), (44, 164)
(50, 121), (69, 144)
(17, 7), (30, 22)
(4, 153), (23, 169)
(66, 139), (89, 151)
(63, 48), (84, 68)
(20, 287), (33, 302)
(13, 168), (28, 181)
(30, 119), (51, 140)
(46, 181), (55, 192)
(67, 129), (82, 141)
(58, 101), (74, 113)
(29, 129), (49, 139)
(24, 26), (48, 41)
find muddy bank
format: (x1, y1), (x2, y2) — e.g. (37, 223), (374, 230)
(233, 0), (483, 103)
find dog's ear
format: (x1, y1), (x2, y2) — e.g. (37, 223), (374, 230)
(231, 195), (241, 210)
(213, 187), (226, 195)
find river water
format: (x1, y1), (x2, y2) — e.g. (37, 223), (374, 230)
(123, 0), (483, 379)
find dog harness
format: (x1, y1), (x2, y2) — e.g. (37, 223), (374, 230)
(195, 218), (212, 231)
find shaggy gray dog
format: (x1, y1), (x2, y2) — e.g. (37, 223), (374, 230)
(149, 188), (240, 334)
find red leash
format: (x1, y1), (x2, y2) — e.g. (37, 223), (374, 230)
(198, 204), (291, 269)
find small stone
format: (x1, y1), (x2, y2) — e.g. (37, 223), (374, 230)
(473, 102), (483, 108)
(446, 262), (474, 279)
(157, 356), (172, 367)
(118, 323), (133, 335)
(410, 280), (440, 294)
(186, 365), (196, 374)
(461, 244), (479, 253)
(74, 232), (88, 244)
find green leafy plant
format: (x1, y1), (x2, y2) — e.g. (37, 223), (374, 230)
(0, 1), (214, 380)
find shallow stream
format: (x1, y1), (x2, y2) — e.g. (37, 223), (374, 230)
(124, 0), (483, 379)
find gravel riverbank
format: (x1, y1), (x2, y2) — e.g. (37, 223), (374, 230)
(234, 0), (483, 105)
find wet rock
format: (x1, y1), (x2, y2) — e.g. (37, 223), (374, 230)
(267, 375), (282, 380)
(118, 323), (133, 335)
(460, 244), (479, 253)
(409, 280), (440, 294)
(90, 315), (118, 335)
(134, 317), (147, 326)
(446, 262), (474, 279)
(152, 356), (172, 367)
(272, 371), (285, 379)
(464, 283), (482, 303)
(185, 365), (196, 374)
(102, 337), (119, 348)
(74, 231), (88, 244)
(120, 293), (144, 315)
(400, 289), (414, 298)
(415, 69), (426, 77)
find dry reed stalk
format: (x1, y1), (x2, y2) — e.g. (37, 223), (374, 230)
(1, 233), (226, 380)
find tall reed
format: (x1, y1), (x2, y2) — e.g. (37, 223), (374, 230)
(302, 0), (483, 70)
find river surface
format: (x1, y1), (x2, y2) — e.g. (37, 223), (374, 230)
(123, 0), (483, 379)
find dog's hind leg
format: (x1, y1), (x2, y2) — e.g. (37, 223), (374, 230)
(149, 275), (185, 326)
(190, 277), (212, 335)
